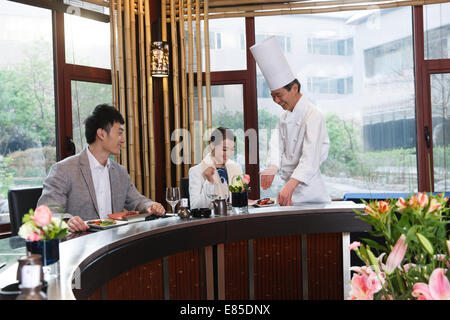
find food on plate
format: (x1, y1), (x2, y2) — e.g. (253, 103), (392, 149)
(256, 198), (275, 205)
(89, 219), (116, 226)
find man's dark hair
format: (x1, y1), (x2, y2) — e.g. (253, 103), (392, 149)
(210, 127), (236, 146)
(84, 103), (125, 144)
(283, 78), (301, 93)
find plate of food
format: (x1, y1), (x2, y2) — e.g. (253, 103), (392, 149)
(253, 198), (277, 207)
(86, 218), (128, 230)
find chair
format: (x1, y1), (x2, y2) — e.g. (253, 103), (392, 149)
(8, 187), (43, 236)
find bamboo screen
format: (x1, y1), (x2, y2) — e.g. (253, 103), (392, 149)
(164, 0), (213, 184)
(168, 0), (450, 19)
(109, 0), (157, 198)
(109, 0), (212, 196)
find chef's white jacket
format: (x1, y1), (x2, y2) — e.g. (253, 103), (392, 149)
(267, 95), (330, 203)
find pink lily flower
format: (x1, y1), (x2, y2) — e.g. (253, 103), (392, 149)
(378, 200), (390, 213)
(396, 197), (407, 211)
(417, 192), (429, 208)
(427, 198), (442, 213)
(349, 274), (375, 300)
(412, 268), (450, 300)
(349, 241), (361, 251)
(365, 203), (376, 215)
(349, 267), (384, 300)
(385, 234), (407, 274)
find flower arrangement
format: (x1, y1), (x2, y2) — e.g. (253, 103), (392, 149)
(228, 174), (251, 193)
(348, 192), (450, 300)
(18, 205), (69, 241)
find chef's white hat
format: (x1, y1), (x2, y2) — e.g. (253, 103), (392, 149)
(250, 36), (295, 91)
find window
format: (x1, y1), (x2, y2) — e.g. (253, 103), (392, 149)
(308, 37), (354, 56)
(256, 34), (291, 53)
(307, 77), (353, 94)
(364, 37), (413, 78)
(0, 0), (56, 205)
(71, 81), (112, 153)
(430, 73), (450, 191)
(189, 18), (246, 72)
(256, 7), (417, 200)
(65, 13), (111, 69)
(424, 2), (450, 60)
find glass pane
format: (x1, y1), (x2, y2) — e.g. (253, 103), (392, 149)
(65, 13), (111, 69)
(431, 73), (450, 191)
(0, 1), (56, 209)
(71, 81), (112, 153)
(424, 2), (450, 60)
(200, 84), (245, 169)
(188, 18), (246, 72)
(256, 8), (417, 200)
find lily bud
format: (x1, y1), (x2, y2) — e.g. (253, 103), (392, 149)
(385, 234), (407, 275)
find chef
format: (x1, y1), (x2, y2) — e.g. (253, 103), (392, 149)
(250, 36), (330, 205)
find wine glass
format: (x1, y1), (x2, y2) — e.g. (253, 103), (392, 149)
(204, 181), (219, 208)
(166, 187), (180, 213)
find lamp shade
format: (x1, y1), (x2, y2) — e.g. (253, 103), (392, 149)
(151, 41), (169, 77)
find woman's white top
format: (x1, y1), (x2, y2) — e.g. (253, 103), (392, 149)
(189, 153), (243, 209)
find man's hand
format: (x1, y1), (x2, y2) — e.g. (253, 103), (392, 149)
(67, 216), (89, 233)
(277, 178), (300, 206)
(259, 165), (278, 190)
(202, 167), (216, 183)
(148, 202), (165, 216)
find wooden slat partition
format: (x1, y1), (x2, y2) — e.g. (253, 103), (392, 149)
(224, 241), (249, 300)
(254, 235), (302, 300)
(307, 233), (343, 300)
(109, 0), (156, 199)
(168, 249), (206, 299)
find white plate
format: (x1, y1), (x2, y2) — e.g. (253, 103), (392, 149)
(86, 219), (128, 230)
(253, 198), (277, 207)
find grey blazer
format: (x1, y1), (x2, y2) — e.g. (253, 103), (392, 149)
(37, 148), (153, 221)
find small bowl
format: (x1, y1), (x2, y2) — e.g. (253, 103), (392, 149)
(191, 208), (211, 218)
(200, 208), (212, 218)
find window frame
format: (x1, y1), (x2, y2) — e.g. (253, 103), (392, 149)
(53, 10), (112, 161)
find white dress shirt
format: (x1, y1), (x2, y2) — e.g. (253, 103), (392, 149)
(86, 147), (112, 219)
(267, 95), (330, 203)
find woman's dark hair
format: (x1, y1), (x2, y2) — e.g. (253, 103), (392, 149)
(209, 127), (236, 146)
(84, 104), (125, 144)
(283, 78), (301, 93)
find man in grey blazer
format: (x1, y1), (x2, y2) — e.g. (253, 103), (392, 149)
(37, 104), (165, 232)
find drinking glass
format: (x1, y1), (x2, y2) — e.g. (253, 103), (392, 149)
(204, 181), (219, 208)
(166, 187), (180, 213)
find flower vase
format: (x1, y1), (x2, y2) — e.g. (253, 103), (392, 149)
(26, 239), (61, 281)
(231, 192), (248, 214)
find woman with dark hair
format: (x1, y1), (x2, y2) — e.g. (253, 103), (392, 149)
(188, 127), (243, 209)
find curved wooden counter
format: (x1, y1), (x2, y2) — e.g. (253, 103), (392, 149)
(0, 201), (367, 300)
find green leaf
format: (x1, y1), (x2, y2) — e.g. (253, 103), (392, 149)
(416, 233), (434, 256)
(367, 247), (380, 273)
(360, 238), (386, 252)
